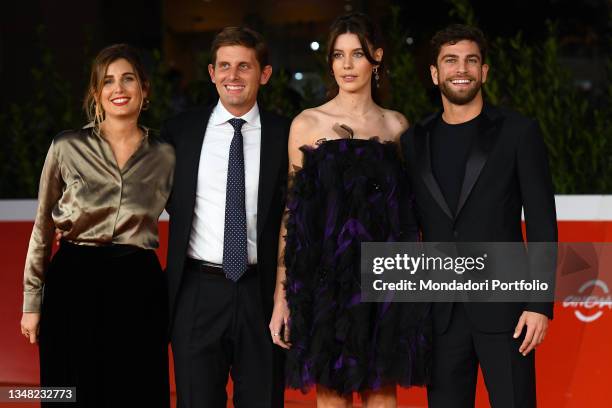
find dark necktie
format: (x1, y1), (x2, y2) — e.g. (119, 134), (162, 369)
(223, 118), (248, 281)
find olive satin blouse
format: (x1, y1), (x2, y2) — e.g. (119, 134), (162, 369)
(23, 124), (175, 312)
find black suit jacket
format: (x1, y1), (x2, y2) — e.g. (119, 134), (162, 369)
(401, 103), (558, 333)
(161, 104), (290, 331)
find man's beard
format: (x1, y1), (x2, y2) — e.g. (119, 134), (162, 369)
(438, 78), (482, 105)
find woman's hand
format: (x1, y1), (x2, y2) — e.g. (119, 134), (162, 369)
(55, 228), (64, 244)
(269, 295), (291, 349)
(21, 312), (40, 344)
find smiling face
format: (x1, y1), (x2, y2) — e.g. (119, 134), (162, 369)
(331, 33), (382, 95)
(430, 39), (489, 106)
(208, 45), (272, 116)
(98, 58), (147, 120)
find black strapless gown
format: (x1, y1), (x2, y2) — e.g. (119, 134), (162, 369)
(284, 138), (431, 395)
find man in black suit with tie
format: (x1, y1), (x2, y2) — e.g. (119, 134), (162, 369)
(401, 25), (557, 407)
(161, 27), (289, 408)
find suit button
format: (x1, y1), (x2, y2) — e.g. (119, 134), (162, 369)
(453, 230), (459, 238)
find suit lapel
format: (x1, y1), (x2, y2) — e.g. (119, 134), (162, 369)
(414, 112), (454, 220)
(256, 110), (283, 240)
(455, 104), (504, 218)
(180, 105), (214, 225)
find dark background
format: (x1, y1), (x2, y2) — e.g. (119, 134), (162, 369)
(1, 0), (610, 197)
(1, 0), (608, 108)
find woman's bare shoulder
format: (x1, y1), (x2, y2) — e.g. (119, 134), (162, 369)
(379, 109), (409, 141)
(382, 109), (409, 131)
(292, 108), (321, 128)
(290, 105), (335, 146)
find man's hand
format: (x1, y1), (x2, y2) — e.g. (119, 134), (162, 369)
(20, 312), (41, 344)
(269, 295), (291, 349)
(514, 311), (549, 356)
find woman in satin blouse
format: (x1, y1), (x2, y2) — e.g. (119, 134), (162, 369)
(19, 44), (174, 407)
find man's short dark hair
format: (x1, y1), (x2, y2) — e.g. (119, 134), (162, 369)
(430, 24), (488, 65)
(210, 26), (269, 69)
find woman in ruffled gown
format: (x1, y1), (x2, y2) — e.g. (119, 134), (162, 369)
(269, 12), (431, 407)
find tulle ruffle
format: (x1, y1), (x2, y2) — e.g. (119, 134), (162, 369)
(284, 139), (431, 395)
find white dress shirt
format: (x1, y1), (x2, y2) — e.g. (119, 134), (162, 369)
(187, 101), (260, 264)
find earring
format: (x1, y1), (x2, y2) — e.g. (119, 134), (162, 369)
(142, 98), (150, 111)
(373, 66), (380, 88)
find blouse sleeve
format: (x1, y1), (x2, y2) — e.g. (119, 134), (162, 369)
(23, 141), (64, 312)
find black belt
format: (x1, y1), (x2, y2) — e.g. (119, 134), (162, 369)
(60, 239), (142, 258)
(185, 257), (257, 276)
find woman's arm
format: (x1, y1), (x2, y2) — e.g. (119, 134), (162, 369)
(269, 112), (313, 349)
(21, 140), (64, 343)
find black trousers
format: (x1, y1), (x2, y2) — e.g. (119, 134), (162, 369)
(171, 261), (284, 408)
(39, 241), (170, 408)
(427, 304), (536, 408)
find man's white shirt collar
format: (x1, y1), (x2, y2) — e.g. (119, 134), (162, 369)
(210, 100), (261, 128)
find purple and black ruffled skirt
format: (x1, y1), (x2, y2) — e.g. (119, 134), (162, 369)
(284, 138), (431, 395)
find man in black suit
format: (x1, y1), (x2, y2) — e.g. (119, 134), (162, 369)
(162, 27), (289, 408)
(401, 25), (557, 407)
